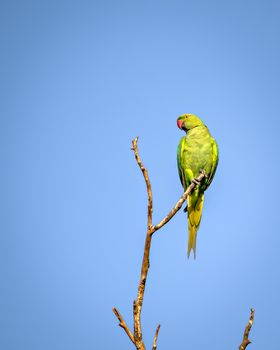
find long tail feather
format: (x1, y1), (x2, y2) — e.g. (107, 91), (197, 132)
(187, 191), (204, 258)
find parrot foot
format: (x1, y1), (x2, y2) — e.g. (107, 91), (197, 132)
(192, 169), (208, 186)
(191, 178), (200, 186)
(199, 169), (208, 178)
(184, 205), (188, 213)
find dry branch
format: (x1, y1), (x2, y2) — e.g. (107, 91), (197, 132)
(152, 325), (161, 350)
(112, 307), (135, 345)
(239, 308), (255, 350)
(131, 136), (153, 230)
(112, 136), (255, 350)
(113, 137), (205, 350)
(152, 170), (206, 233)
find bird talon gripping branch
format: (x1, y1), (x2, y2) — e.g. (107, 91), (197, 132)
(191, 178), (201, 185)
(199, 168), (208, 177)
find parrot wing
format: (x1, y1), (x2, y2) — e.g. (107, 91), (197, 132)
(177, 138), (185, 188)
(177, 137), (195, 190)
(207, 137), (219, 186)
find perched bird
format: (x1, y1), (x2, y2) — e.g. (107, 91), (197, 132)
(177, 114), (219, 258)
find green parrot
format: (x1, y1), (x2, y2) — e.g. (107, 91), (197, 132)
(177, 114), (219, 258)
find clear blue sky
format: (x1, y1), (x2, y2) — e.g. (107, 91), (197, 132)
(1, 1), (280, 349)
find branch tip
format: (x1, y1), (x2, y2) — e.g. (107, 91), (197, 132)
(239, 308), (255, 350)
(112, 307), (135, 345)
(152, 324), (161, 350)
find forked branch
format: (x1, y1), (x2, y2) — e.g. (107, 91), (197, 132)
(113, 137), (205, 350)
(112, 137), (255, 350)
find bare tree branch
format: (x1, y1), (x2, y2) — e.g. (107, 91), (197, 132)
(113, 137), (204, 350)
(131, 137), (153, 230)
(152, 170), (206, 233)
(112, 137), (255, 350)
(239, 308), (255, 350)
(131, 137), (153, 349)
(152, 324), (161, 350)
(112, 307), (135, 345)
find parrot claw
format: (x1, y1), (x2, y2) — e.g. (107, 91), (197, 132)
(184, 205), (188, 213)
(192, 170), (207, 185)
(199, 169), (208, 178)
(192, 178), (200, 186)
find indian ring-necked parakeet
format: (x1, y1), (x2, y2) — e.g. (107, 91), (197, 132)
(177, 114), (219, 258)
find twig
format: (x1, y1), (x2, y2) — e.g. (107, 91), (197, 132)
(112, 307), (135, 345)
(131, 136), (153, 230)
(239, 308), (255, 350)
(152, 170), (206, 233)
(152, 324), (161, 350)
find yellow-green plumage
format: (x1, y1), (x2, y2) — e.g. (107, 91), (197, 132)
(177, 114), (219, 258)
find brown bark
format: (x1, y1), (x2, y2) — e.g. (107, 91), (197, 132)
(152, 325), (161, 350)
(239, 308), (255, 350)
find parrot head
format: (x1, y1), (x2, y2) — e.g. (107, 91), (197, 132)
(177, 114), (203, 131)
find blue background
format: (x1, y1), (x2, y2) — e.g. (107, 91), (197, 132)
(1, 1), (279, 349)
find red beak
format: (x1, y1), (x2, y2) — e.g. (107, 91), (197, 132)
(177, 119), (184, 129)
